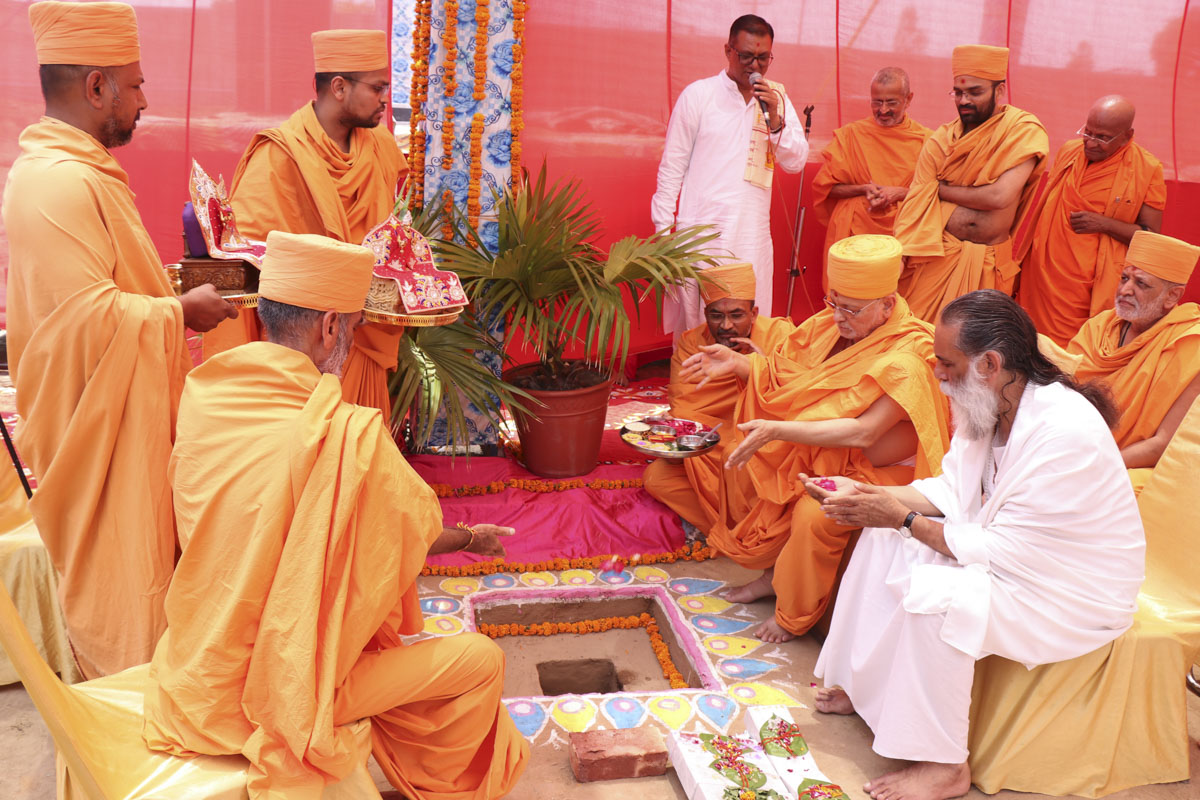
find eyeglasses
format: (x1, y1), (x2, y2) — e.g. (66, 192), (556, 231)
(704, 309), (751, 325)
(948, 86), (992, 101)
(345, 77), (391, 96)
(823, 295), (881, 318)
(870, 99), (903, 110)
(1076, 125), (1119, 144)
(729, 48), (774, 67)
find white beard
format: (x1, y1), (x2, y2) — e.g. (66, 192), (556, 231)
(941, 359), (999, 441)
(317, 323), (354, 377)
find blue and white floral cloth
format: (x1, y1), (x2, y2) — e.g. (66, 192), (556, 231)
(393, 0), (516, 448)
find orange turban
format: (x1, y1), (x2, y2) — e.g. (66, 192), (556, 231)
(1126, 231), (1199, 286)
(30, 1), (140, 67)
(951, 45), (1008, 81)
(827, 234), (902, 300)
(700, 262), (756, 306)
(259, 231), (374, 313)
(312, 29), (389, 73)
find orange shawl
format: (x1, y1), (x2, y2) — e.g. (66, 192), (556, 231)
(1069, 305), (1200, 449)
(143, 342), (438, 797)
(221, 103), (409, 416)
(699, 298), (951, 567)
(2, 118), (191, 679)
(1020, 139), (1166, 346)
(668, 315), (796, 428)
(894, 105), (1049, 321)
(812, 115), (931, 271)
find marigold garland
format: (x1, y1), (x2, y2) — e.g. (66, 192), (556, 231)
(510, 0), (526, 187)
(430, 476), (643, 497)
(480, 612), (688, 689)
(441, 187), (455, 240)
(420, 541), (717, 577)
(468, 113), (484, 224)
(441, 104), (456, 172)
(473, 0), (489, 102)
(408, 0), (433, 209)
(442, 0), (459, 99)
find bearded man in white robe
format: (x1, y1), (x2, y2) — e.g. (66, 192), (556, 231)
(806, 289), (1145, 800)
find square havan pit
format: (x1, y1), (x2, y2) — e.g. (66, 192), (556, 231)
(466, 585), (721, 698)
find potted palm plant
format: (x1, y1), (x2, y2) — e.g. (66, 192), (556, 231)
(436, 164), (718, 477)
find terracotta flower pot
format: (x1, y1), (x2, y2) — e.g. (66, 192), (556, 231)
(503, 363), (614, 478)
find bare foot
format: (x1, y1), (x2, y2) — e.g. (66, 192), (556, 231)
(753, 617), (796, 643)
(721, 568), (775, 603)
(813, 686), (855, 715)
(865, 761), (971, 800)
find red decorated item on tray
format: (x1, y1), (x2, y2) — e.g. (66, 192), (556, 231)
(361, 216), (468, 314)
(188, 160), (266, 267)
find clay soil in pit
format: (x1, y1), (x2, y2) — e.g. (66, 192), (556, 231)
(474, 594), (703, 697)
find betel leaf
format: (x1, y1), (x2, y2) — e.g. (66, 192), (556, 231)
(759, 715), (809, 757)
(796, 778), (848, 799)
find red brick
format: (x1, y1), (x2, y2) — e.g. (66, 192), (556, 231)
(568, 727), (669, 782)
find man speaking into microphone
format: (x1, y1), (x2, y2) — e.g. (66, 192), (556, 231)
(652, 14), (809, 337)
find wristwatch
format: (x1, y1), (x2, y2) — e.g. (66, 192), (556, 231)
(899, 510), (922, 539)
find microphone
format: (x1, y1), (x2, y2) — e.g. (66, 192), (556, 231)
(749, 72), (770, 121)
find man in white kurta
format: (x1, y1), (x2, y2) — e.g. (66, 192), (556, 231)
(651, 14), (808, 335)
(809, 290), (1144, 800)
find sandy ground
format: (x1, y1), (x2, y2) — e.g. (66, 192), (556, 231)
(1, 555), (1196, 799)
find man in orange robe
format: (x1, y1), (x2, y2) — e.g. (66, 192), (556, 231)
(645, 236), (949, 642)
(2, 1), (236, 679)
(206, 29), (409, 418)
(143, 231), (528, 800)
(1067, 231), (1200, 494)
(662, 261), (795, 429)
(811, 67), (930, 283)
(1020, 95), (1166, 346)
(894, 45), (1048, 322)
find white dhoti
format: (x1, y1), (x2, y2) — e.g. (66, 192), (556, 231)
(815, 527), (975, 763)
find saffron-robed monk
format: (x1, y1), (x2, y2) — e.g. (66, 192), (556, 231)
(811, 67), (930, 285)
(208, 28), (408, 418)
(893, 45), (1049, 322)
(143, 231), (528, 800)
(1067, 231), (1200, 494)
(645, 235), (949, 643)
(3, 0), (236, 678)
(1020, 95), (1166, 346)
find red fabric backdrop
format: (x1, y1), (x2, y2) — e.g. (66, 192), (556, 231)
(3, 0), (1199, 356)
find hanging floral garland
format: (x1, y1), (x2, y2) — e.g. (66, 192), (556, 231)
(510, 0), (526, 186)
(468, 0), (489, 225)
(409, 0), (433, 209)
(440, 0), (460, 181)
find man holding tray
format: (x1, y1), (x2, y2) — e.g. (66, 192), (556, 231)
(3, 0), (235, 678)
(212, 28), (408, 419)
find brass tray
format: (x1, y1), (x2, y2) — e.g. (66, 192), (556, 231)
(363, 308), (462, 327)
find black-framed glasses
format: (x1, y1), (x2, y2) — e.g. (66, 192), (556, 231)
(730, 48), (774, 67)
(823, 295), (880, 318)
(1076, 125), (1118, 144)
(344, 77), (391, 96)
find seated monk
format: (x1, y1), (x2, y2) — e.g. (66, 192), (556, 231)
(812, 290), (1144, 800)
(143, 232), (529, 799)
(663, 260), (795, 429)
(1067, 231), (1200, 494)
(645, 235), (950, 643)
